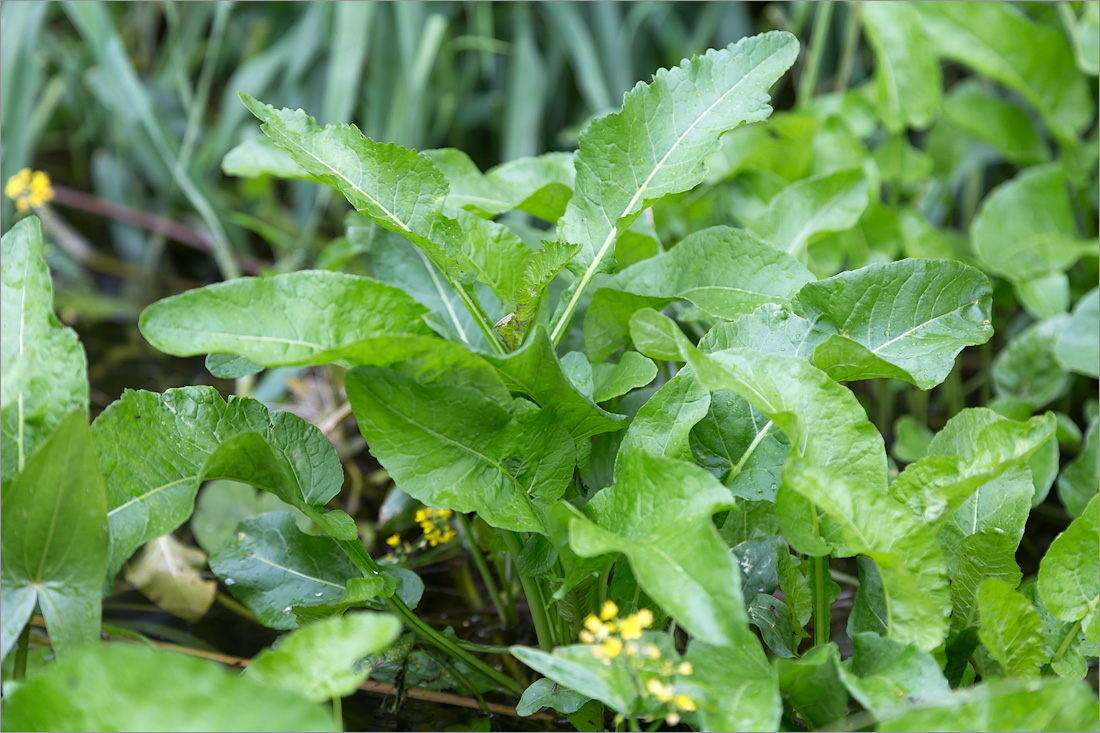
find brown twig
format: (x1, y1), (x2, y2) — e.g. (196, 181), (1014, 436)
(50, 185), (270, 275)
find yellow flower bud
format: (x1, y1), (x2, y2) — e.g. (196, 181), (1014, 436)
(602, 637), (623, 658)
(674, 694), (696, 712)
(599, 600), (618, 620)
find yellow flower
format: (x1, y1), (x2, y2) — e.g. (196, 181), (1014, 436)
(415, 509), (429, 524)
(673, 694), (696, 712)
(636, 608), (654, 628)
(599, 600), (618, 621)
(579, 630), (595, 644)
(677, 661), (693, 676)
(645, 678), (674, 703)
(583, 614), (607, 637)
(644, 644), (662, 660)
(601, 637), (623, 658)
(618, 613), (644, 640)
(5, 169), (54, 212)
(385, 533), (401, 547)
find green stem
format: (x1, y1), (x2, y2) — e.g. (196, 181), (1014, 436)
(456, 513), (510, 629)
(874, 380), (893, 437)
(813, 555), (831, 646)
(503, 531), (556, 651)
(833, 1), (862, 93)
(332, 695), (343, 732)
(798, 1), (834, 107)
(14, 622), (31, 681)
(456, 286), (508, 355)
(626, 715), (642, 732)
(332, 535), (524, 696)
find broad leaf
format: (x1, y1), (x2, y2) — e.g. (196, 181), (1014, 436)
(424, 148), (574, 221)
(971, 165), (1097, 313)
(569, 449), (753, 647)
(209, 513), (402, 630)
(949, 529), (1023, 632)
(591, 352), (657, 403)
(584, 226), (814, 360)
(1023, 582), (1096, 681)
(140, 271), (432, 367)
(690, 391), (789, 502)
(1058, 418), (1099, 517)
(1, 643), (334, 731)
(861, 1), (941, 131)
(747, 168), (869, 259)
(92, 386), (352, 579)
(891, 408), (1056, 525)
(0, 411), (107, 660)
(1037, 495), (1100, 643)
(993, 316), (1072, 409)
(346, 366), (574, 533)
(977, 577), (1045, 679)
(191, 480), (312, 554)
(222, 135), (311, 179)
(498, 241), (580, 349)
(942, 81), (1049, 165)
(936, 465), (1033, 577)
(516, 679), (590, 717)
(913, 3), (1093, 140)
(838, 632), (949, 714)
(617, 371), (710, 469)
(876, 678), (1100, 732)
(1056, 287), (1100, 378)
(775, 644), (848, 730)
(1, 216), (88, 484)
(678, 639), (781, 732)
(247, 613), (402, 702)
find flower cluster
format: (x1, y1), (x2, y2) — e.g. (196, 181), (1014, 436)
(578, 602), (697, 726)
(5, 169), (54, 212)
(415, 507), (456, 546)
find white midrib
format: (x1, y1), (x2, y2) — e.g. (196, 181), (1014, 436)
(550, 47), (785, 344)
(16, 252), (30, 473)
(871, 300), (978, 353)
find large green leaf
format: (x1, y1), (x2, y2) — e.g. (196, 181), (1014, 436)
(876, 678), (1100, 732)
(247, 613), (402, 702)
(861, 1), (941, 131)
(936, 465), (1032, 577)
(775, 644), (848, 730)
(208, 513), (408, 631)
(971, 166), (1097, 315)
(838, 632), (949, 715)
(140, 271), (432, 367)
(553, 30), (798, 340)
(977, 577), (1045, 679)
(1, 216), (88, 484)
(690, 390), (789, 502)
(913, 3), (1093, 140)
(1037, 495), (1099, 644)
(890, 408), (1056, 525)
(942, 81), (1048, 165)
(747, 168), (869, 259)
(0, 411), (107, 661)
(617, 371), (710, 469)
(1058, 418), (1098, 517)
(92, 386), (352, 579)
(346, 366), (574, 533)
(1023, 581), (1096, 681)
(584, 226), (814, 360)
(569, 449), (754, 648)
(1056, 287), (1100, 379)
(0, 643), (334, 731)
(515, 679), (590, 718)
(702, 259), (993, 389)
(677, 639), (781, 732)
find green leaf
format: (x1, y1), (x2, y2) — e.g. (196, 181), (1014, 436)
(977, 577), (1045, 679)
(617, 370), (710, 468)
(913, 3), (1094, 140)
(747, 593), (800, 658)
(1056, 287), (1100, 379)
(848, 557), (889, 638)
(558, 31), (798, 277)
(92, 386), (351, 579)
(1038, 495), (1099, 641)
(838, 632), (950, 714)
(942, 81), (1049, 165)
(423, 148), (575, 221)
(247, 613), (402, 702)
(1058, 418), (1099, 517)
(591, 352), (657, 403)
(583, 226), (814, 359)
(0, 411), (107, 660)
(893, 416), (934, 464)
(936, 465), (1033, 577)
(972, 165), (1097, 312)
(0, 643), (334, 731)
(1062, 1), (1100, 75)
(993, 316), (1072, 409)
(511, 632), (678, 716)
(569, 449), (754, 648)
(680, 639), (781, 732)
(1023, 582), (1095, 681)
(861, 1), (942, 131)
(209, 513), (401, 631)
(1, 216), (88, 484)
(690, 391), (789, 502)
(191, 480), (312, 554)
(516, 679), (591, 717)
(346, 366), (574, 533)
(222, 135), (312, 179)
(498, 241), (580, 349)
(876, 677), (1100, 732)
(949, 529), (1023, 632)
(891, 408), (1056, 525)
(140, 271), (432, 367)
(747, 168), (869, 259)
(776, 644), (848, 730)
(205, 353), (263, 379)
